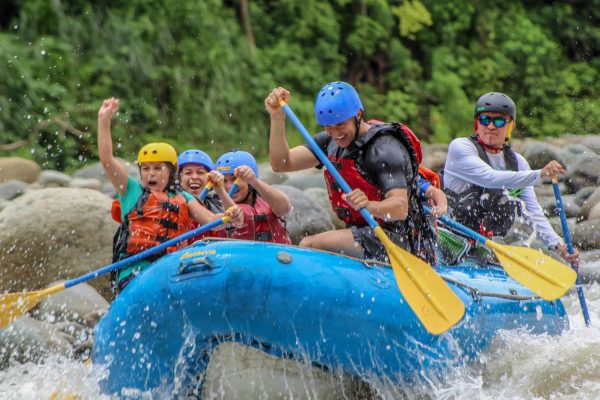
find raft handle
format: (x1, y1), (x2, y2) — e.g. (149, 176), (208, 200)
(179, 256), (214, 274)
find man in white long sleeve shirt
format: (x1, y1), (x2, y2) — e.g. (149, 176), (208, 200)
(443, 92), (578, 265)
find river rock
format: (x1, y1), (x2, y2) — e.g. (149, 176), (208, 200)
(580, 187), (600, 219)
(258, 162), (287, 185)
(580, 136), (600, 154)
(0, 315), (73, 368)
(565, 156), (600, 193)
(73, 159), (139, 190)
(0, 180), (29, 201)
(38, 170), (71, 188)
(574, 186), (596, 206)
(570, 219), (600, 250)
(0, 188), (117, 296)
(34, 281), (109, 326)
(586, 202), (600, 220)
(579, 249), (600, 283)
(277, 185), (334, 244)
(68, 177), (103, 191)
(0, 157), (41, 183)
(523, 143), (564, 169)
(281, 170), (327, 191)
(304, 187), (345, 229)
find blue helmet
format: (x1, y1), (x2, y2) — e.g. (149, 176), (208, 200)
(314, 81), (363, 126)
(216, 150), (259, 178)
(177, 149), (215, 171)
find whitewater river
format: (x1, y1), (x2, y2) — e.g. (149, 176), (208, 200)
(0, 281), (598, 399)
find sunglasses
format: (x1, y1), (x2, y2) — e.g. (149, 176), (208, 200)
(478, 114), (512, 128)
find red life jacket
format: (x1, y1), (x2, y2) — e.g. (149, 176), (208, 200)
(216, 195), (291, 244)
(324, 122), (421, 227)
(111, 199), (122, 223)
(418, 166), (441, 188)
(114, 190), (192, 259)
(367, 119), (422, 164)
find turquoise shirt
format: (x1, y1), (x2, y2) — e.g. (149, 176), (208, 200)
(116, 177), (195, 282)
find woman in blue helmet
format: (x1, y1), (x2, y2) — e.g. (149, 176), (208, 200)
(178, 149), (236, 243)
(265, 83), (439, 263)
(178, 149), (235, 214)
(215, 150), (292, 244)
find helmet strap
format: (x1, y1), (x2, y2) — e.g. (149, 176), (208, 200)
(475, 135), (503, 154)
(352, 111), (363, 142)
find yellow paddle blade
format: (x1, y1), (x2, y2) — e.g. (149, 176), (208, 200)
(374, 227), (465, 335)
(488, 242), (577, 300)
(0, 284), (64, 329)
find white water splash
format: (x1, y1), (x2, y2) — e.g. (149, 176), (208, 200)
(1, 286), (599, 399)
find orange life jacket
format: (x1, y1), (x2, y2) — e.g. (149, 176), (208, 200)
(113, 189), (192, 259)
(418, 166), (441, 188)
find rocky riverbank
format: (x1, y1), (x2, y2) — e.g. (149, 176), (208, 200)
(1, 134), (600, 368)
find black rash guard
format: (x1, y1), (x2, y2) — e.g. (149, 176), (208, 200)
(308, 130), (413, 194)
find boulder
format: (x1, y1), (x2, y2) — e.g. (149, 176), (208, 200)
(523, 143), (565, 169)
(68, 178), (103, 191)
(0, 315), (73, 368)
(0, 180), (29, 201)
(587, 202), (600, 220)
(34, 281), (109, 326)
(276, 185), (334, 245)
(38, 170), (71, 188)
(304, 187), (345, 229)
(281, 170), (327, 191)
(421, 150), (447, 172)
(580, 187), (600, 219)
(0, 157), (41, 183)
(580, 136), (600, 154)
(579, 249), (600, 283)
(565, 156), (600, 193)
(574, 186), (596, 206)
(570, 219), (600, 250)
(0, 188), (118, 296)
(73, 159), (139, 192)
(257, 162), (287, 185)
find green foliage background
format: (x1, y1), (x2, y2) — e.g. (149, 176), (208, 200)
(0, 0), (598, 171)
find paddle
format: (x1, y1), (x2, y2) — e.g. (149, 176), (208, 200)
(279, 101), (464, 334)
(0, 216), (230, 329)
(552, 178), (591, 326)
(198, 178), (239, 201)
(198, 181), (214, 201)
(426, 205), (577, 300)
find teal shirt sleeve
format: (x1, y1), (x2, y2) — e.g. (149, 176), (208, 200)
(116, 177), (143, 220)
(180, 190), (195, 202)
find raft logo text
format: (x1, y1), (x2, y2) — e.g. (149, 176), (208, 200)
(179, 249), (217, 260)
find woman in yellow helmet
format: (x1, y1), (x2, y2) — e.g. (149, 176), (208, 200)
(97, 97), (243, 292)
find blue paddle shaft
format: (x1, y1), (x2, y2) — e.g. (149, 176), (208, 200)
(281, 103), (378, 230)
(64, 217), (226, 289)
(199, 181), (237, 202)
(423, 205), (488, 245)
(228, 182), (238, 197)
(198, 186), (210, 201)
(552, 182), (591, 326)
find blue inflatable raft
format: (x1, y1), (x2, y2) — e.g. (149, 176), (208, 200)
(93, 239), (569, 397)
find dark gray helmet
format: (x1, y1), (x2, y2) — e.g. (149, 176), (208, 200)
(474, 92), (516, 120)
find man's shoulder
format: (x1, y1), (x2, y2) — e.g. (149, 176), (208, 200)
(448, 137), (477, 153)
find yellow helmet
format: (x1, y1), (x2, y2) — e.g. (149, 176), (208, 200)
(137, 142), (178, 166)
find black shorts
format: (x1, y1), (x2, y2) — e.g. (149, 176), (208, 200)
(350, 225), (409, 262)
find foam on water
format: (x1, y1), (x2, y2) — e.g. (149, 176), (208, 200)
(2, 284), (600, 399)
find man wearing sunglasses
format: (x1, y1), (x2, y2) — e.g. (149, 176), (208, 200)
(443, 92), (578, 265)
